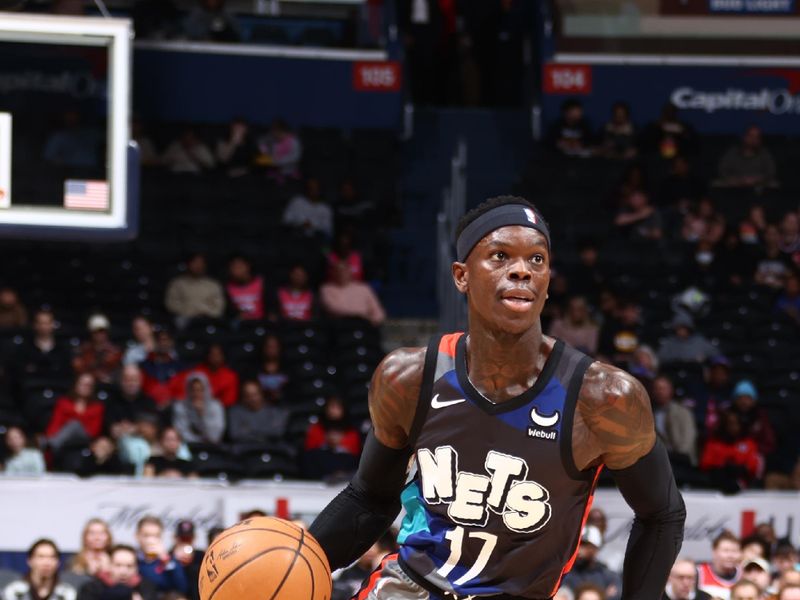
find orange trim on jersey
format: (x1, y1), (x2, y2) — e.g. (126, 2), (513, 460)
(438, 332), (463, 357)
(548, 466), (605, 598)
(355, 552), (399, 600)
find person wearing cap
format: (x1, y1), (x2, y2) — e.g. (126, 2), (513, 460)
(562, 526), (622, 600)
(728, 380), (776, 458)
(72, 314), (122, 385)
(657, 312), (717, 365)
(742, 557), (772, 592)
(664, 557), (712, 600)
(309, 196), (685, 599)
(171, 521), (203, 600)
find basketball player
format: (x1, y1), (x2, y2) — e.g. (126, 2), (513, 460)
(310, 197), (686, 599)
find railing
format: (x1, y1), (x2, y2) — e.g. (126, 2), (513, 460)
(437, 138), (468, 333)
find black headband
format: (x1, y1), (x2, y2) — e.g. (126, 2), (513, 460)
(456, 204), (551, 262)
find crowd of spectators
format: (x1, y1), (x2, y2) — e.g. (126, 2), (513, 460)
(2, 508), (798, 600)
(541, 98), (800, 493)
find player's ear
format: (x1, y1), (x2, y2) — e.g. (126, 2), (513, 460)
(452, 261), (468, 294)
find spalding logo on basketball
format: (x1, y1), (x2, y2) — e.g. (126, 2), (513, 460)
(198, 516), (331, 600)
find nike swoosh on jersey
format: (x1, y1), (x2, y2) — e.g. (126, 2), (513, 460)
(530, 407), (560, 427)
(431, 394), (467, 409)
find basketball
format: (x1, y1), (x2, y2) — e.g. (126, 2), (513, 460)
(198, 517), (331, 600)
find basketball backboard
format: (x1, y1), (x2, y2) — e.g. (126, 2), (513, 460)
(0, 13), (137, 241)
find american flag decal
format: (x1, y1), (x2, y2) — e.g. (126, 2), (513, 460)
(64, 180), (109, 211)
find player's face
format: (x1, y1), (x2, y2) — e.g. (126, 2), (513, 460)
(454, 226), (550, 335)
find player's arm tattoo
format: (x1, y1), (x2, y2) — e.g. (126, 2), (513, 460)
(573, 363), (656, 470)
(368, 347), (425, 449)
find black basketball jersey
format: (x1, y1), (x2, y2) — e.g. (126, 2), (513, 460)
(397, 332), (602, 599)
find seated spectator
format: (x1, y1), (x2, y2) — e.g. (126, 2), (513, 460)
(42, 109), (101, 168)
(3, 539), (76, 600)
(553, 589), (574, 600)
(165, 253), (226, 327)
(597, 299), (644, 368)
(665, 557), (712, 600)
(105, 365), (159, 437)
(681, 197), (726, 246)
(697, 531), (742, 599)
(172, 372), (225, 445)
(326, 231), (364, 282)
(15, 309), (71, 383)
(256, 335), (289, 401)
(72, 314), (122, 385)
(550, 98), (593, 157)
(564, 240), (607, 303)
(162, 128), (215, 174)
(741, 557), (772, 594)
(717, 125), (777, 188)
(228, 379), (289, 444)
(45, 373), (105, 464)
(131, 117), (160, 167)
(685, 355), (732, 436)
(628, 344), (659, 391)
(548, 296), (599, 355)
(144, 427), (195, 478)
(67, 518), (111, 579)
(225, 255), (265, 320)
(701, 410), (764, 492)
(335, 179), (374, 231)
(75, 436), (129, 477)
(601, 101), (637, 160)
(256, 119), (301, 182)
(184, 0), (240, 41)
(282, 178), (333, 239)
(727, 380), (776, 458)
(194, 344), (239, 408)
(140, 330), (188, 406)
(302, 395), (361, 480)
(776, 271), (800, 325)
(651, 375), (697, 465)
(780, 586), (800, 600)
(755, 225), (792, 289)
(613, 187), (662, 241)
(216, 118), (256, 177)
(658, 155), (705, 209)
(135, 516), (187, 594)
(0, 286), (27, 329)
(79, 544), (157, 600)
(657, 313), (717, 365)
(274, 265), (317, 322)
(572, 583), (606, 600)
(332, 531), (397, 600)
(116, 413), (161, 477)
(123, 316), (155, 366)
(170, 521), (203, 600)
(739, 203), (768, 246)
(730, 580), (761, 600)
(1, 426), (46, 475)
(642, 102), (695, 160)
(562, 526), (621, 600)
(773, 544), (800, 583)
(320, 263), (386, 327)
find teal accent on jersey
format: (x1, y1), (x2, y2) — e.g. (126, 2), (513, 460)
(398, 482), (430, 545)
